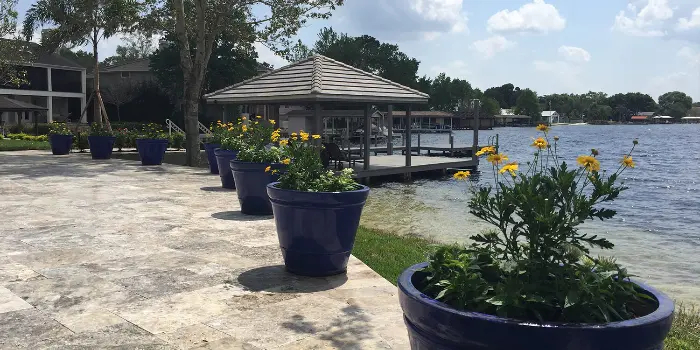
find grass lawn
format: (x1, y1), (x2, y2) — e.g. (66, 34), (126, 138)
(0, 139), (51, 151)
(352, 226), (700, 350)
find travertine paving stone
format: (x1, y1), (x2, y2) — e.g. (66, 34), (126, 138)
(0, 151), (408, 349)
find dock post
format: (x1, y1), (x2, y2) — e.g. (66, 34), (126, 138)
(387, 105), (393, 155)
(472, 100), (480, 158)
(405, 105), (412, 166)
(364, 104), (371, 170)
(417, 132), (421, 155)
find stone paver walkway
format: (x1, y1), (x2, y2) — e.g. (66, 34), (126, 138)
(0, 151), (408, 349)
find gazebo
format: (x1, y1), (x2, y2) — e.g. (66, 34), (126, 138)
(204, 55), (477, 179)
(0, 96), (49, 132)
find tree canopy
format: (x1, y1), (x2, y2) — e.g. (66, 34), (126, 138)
(515, 89), (540, 120)
(103, 32), (155, 66)
(0, 0), (30, 87)
(658, 91), (693, 119)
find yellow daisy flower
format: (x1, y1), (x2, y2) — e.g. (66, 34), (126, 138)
(536, 124), (550, 132)
(453, 170), (470, 180)
(279, 139), (288, 146)
(475, 146), (496, 157)
(312, 134), (321, 140)
(499, 162), (519, 176)
(270, 120), (276, 125)
(241, 125), (248, 132)
(281, 158), (291, 165)
(264, 166), (271, 173)
(486, 153), (508, 165)
(577, 155), (600, 172)
(531, 137), (547, 150)
(620, 155), (635, 168)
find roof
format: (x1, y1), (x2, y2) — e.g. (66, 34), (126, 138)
(390, 111), (455, 117)
(0, 96), (48, 112)
(636, 112), (655, 117)
(541, 111), (558, 117)
(682, 116), (700, 120)
(100, 59), (151, 73)
(285, 109), (384, 118)
(631, 115), (649, 120)
(204, 54), (430, 104)
(0, 39), (84, 70)
(652, 115), (673, 119)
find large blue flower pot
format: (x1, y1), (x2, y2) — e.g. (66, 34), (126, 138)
(398, 262), (674, 350)
(49, 134), (73, 155)
(204, 143), (221, 174)
(230, 160), (281, 215)
(214, 149), (238, 189)
(136, 138), (169, 165)
(88, 136), (116, 160)
(267, 183), (369, 276)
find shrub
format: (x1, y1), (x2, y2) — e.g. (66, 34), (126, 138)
(89, 123), (114, 136)
(6, 133), (47, 142)
(418, 124), (648, 324)
(235, 116), (282, 163)
(114, 128), (137, 151)
(73, 132), (89, 151)
(170, 132), (185, 150)
(136, 123), (167, 139)
(48, 122), (73, 136)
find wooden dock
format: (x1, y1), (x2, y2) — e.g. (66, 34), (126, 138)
(346, 144), (475, 157)
(348, 155), (478, 179)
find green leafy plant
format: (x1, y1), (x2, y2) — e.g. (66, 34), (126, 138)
(48, 122), (72, 136)
(89, 123), (114, 137)
(275, 131), (358, 192)
(5, 133), (47, 141)
(114, 128), (137, 151)
(170, 132), (185, 150)
(235, 116), (283, 163)
(215, 119), (247, 152)
(137, 123), (167, 139)
(74, 131), (89, 152)
(418, 124), (651, 324)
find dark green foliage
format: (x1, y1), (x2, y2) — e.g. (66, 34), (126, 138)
(0, 139), (50, 151)
(658, 91), (693, 119)
(137, 123), (167, 139)
(114, 128), (136, 150)
(515, 88), (540, 119)
(169, 132), (185, 150)
(88, 123), (113, 137)
(73, 131), (89, 151)
(48, 122), (72, 136)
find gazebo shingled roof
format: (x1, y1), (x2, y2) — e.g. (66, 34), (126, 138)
(0, 96), (48, 112)
(204, 54), (429, 105)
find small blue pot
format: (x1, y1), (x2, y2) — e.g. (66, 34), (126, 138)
(49, 134), (73, 155)
(88, 136), (116, 160)
(267, 183), (369, 276)
(398, 262), (674, 350)
(214, 149), (238, 189)
(204, 143), (221, 174)
(230, 160), (282, 215)
(136, 138), (169, 165)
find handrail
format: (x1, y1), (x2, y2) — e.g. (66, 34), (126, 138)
(198, 121), (212, 135)
(165, 119), (185, 136)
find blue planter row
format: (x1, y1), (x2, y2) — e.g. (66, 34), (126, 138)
(398, 262), (674, 350)
(204, 143), (221, 174)
(88, 136), (116, 159)
(136, 138), (168, 165)
(214, 149), (238, 189)
(49, 134), (73, 155)
(230, 160), (282, 215)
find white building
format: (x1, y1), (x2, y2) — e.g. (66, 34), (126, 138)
(541, 110), (560, 124)
(0, 43), (86, 125)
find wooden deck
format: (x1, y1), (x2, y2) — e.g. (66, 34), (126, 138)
(346, 144), (475, 157)
(349, 155), (477, 179)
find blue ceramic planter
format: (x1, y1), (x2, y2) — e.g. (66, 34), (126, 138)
(136, 138), (169, 165)
(230, 160), (281, 215)
(204, 143), (221, 174)
(214, 149), (238, 189)
(398, 262), (674, 350)
(88, 136), (116, 160)
(49, 134), (73, 155)
(267, 183), (369, 276)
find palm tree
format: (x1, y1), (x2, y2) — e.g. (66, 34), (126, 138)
(23, 0), (143, 127)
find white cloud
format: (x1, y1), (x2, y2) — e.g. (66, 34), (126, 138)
(471, 36), (515, 58)
(429, 60), (471, 78)
(342, 0), (468, 40)
(678, 46), (700, 66)
(650, 71), (700, 100)
(612, 0), (674, 37)
(677, 7), (700, 31)
(558, 46), (591, 63)
(487, 0), (566, 34)
(254, 42), (288, 69)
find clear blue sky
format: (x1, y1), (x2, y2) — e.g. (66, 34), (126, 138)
(16, 0), (700, 101)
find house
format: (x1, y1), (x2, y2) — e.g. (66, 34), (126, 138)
(87, 59), (154, 90)
(0, 41), (86, 125)
(630, 112), (654, 123)
(652, 115), (673, 124)
(541, 110), (560, 124)
(494, 114), (531, 127)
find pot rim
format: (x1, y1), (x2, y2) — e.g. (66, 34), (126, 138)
(135, 138), (169, 141)
(267, 181), (369, 195)
(399, 262), (674, 329)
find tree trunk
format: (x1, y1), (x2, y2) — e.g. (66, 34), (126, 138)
(183, 89), (200, 166)
(93, 35), (101, 125)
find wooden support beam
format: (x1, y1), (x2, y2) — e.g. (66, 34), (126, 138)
(363, 104), (371, 170)
(473, 101), (480, 159)
(405, 105), (412, 166)
(314, 103), (322, 135)
(387, 104), (393, 155)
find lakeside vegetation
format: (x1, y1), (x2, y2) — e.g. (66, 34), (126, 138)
(353, 225), (699, 350)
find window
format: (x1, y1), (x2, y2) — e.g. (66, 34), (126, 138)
(121, 72), (131, 78)
(51, 69), (81, 93)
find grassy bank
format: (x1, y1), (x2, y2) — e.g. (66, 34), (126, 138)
(353, 226), (700, 350)
(0, 139), (51, 151)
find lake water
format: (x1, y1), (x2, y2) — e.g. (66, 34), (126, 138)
(360, 124), (700, 304)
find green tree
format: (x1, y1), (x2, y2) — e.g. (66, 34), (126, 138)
(103, 31), (155, 66)
(0, 0), (31, 87)
(58, 49), (95, 70)
(143, 1), (343, 166)
(311, 27), (419, 89)
(514, 88), (540, 120)
(658, 91), (693, 119)
(480, 97), (500, 117)
(23, 0), (143, 126)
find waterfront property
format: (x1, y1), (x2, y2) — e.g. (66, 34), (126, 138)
(0, 151), (408, 348)
(204, 54), (479, 181)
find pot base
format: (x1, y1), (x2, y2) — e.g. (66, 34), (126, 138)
(281, 249), (350, 277)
